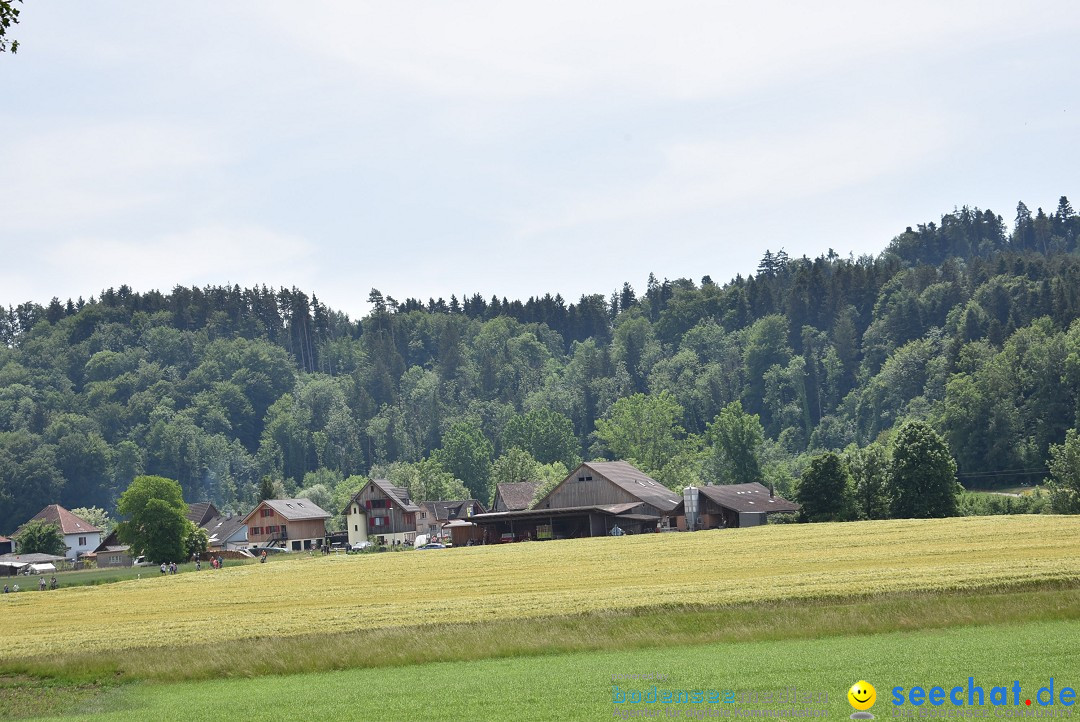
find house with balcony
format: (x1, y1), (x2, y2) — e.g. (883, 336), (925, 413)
(241, 498), (331, 552)
(342, 479), (420, 546)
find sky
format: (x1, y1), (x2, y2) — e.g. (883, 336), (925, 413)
(2, 1), (1079, 319)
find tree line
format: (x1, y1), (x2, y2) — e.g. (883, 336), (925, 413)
(2, 197), (1080, 533)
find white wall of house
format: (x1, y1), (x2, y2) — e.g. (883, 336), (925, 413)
(65, 532), (101, 561)
(346, 504), (368, 546)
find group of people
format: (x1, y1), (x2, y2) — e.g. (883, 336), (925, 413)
(159, 562), (179, 575)
(3, 576), (55, 593)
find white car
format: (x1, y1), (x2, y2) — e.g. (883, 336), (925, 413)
(350, 541), (373, 552)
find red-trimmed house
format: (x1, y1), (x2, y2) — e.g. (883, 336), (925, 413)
(342, 479), (420, 546)
(242, 499), (331, 552)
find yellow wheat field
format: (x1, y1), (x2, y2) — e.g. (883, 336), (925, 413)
(3, 515), (1079, 660)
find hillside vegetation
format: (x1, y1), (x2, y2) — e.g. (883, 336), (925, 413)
(4, 516), (1079, 661)
(2, 199), (1080, 528)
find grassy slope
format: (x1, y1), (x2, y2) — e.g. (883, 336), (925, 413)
(38, 618), (1080, 721)
(4, 516), (1080, 661)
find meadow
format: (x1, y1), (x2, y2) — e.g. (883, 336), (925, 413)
(3, 515), (1080, 720)
(4, 515), (1080, 662)
(26, 616), (1080, 720)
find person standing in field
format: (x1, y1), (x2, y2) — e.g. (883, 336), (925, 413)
(160, 562), (166, 575)
(38, 577), (45, 591)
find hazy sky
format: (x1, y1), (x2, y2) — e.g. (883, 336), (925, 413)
(2, 2), (1078, 318)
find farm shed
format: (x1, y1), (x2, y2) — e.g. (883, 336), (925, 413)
(684, 483), (800, 530)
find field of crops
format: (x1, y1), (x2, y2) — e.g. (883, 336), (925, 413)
(3, 515), (1079, 661)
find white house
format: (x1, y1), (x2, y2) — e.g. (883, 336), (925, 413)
(17, 505), (102, 561)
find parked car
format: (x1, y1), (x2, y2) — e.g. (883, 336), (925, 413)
(499, 532), (516, 543)
(418, 542), (446, 549)
(133, 556), (153, 567)
(350, 541), (373, 552)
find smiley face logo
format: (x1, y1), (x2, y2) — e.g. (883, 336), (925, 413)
(848, 681), (876, 711)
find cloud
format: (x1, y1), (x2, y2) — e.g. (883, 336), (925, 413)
(0, 121), (226, 233)
(513, 103), (954, 240)
(36, 226), (316, 299)
(257, 1), (1074, 101)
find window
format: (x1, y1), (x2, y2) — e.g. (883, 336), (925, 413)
(261, 508), (274, 517)
(251, 526), (262, 535)
(354, 524), (358, 531)
(370, 498), (388, 508)
(78, 537), (87, 546)
(421, 512), (426, 519)
(353, 506), (358, 514)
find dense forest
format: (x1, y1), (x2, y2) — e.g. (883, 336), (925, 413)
(2, 198), (1080, 532)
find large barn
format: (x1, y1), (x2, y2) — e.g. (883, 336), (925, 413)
(470, 461), (683, 541)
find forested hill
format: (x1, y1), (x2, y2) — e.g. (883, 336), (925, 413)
(2, 198), (1079, 532)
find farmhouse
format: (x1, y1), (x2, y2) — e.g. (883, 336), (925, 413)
(90, 530), (133, 568)
(0, 535), (12, 555)
(491, 481), (541, 512)
(201, 513), (248, 552)
(683, 482), (800, 530)
(417, 499), (486, 541)
(343, 479), (420, 546)
(470, 461), (684, 541)
(15, 505), (102, 561)
(242, 498), (331, 552)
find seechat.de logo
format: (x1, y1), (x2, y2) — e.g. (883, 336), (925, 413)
(849, 680), (877, 719)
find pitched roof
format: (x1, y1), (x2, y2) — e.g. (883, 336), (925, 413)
(201, 514), (248, 546)
(186, 502), (220, 526)
(368, 479), (421, 513)
(420, 499), (486, 521)
(20, 505), (101, 536)
(697, 483), (801, 514)
(93, 530), (125, 554)
(244, 498), (331, 523)
(581, 461), (682, 512)
(493, 481), (541, 511)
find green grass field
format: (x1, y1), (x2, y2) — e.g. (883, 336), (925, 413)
(3, 516), (1079, 720)
(24, 617), (1080, 721)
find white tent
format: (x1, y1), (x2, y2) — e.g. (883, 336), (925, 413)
(29, 563), (56, 573)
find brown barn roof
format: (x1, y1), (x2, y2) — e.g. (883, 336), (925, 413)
(20, 505), (101, 536)
(420, 499), (486, 521)
(244, 498), (331, 523)
(581, 461), (682, 513)
(186, 502), (220, 527)
(697, 483), (800, 514)
(493, 481), (540, 511)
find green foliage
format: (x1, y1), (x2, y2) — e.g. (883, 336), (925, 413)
(704, 401), (764, 483)
(116, 475), (190, 564)
(958, 490), (1048, 516)
(70, 507), (113, 536)
(2, 201), (1080, 521)
(796, 452), (854, 522)
(490, 448), (542, 488)
(889, 421), (960, 518)
(844, 444), (891, 520)
(594, 391), (685, 479)
(501, 409), (580, 469)
(371, 459), (468, 504)
(1047, 428), (1080, 513)
(184, 523), (209, 558)
(15, 519), (66, 556)
(0, 0), (19, 54)
(431, 421), (493, 502)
